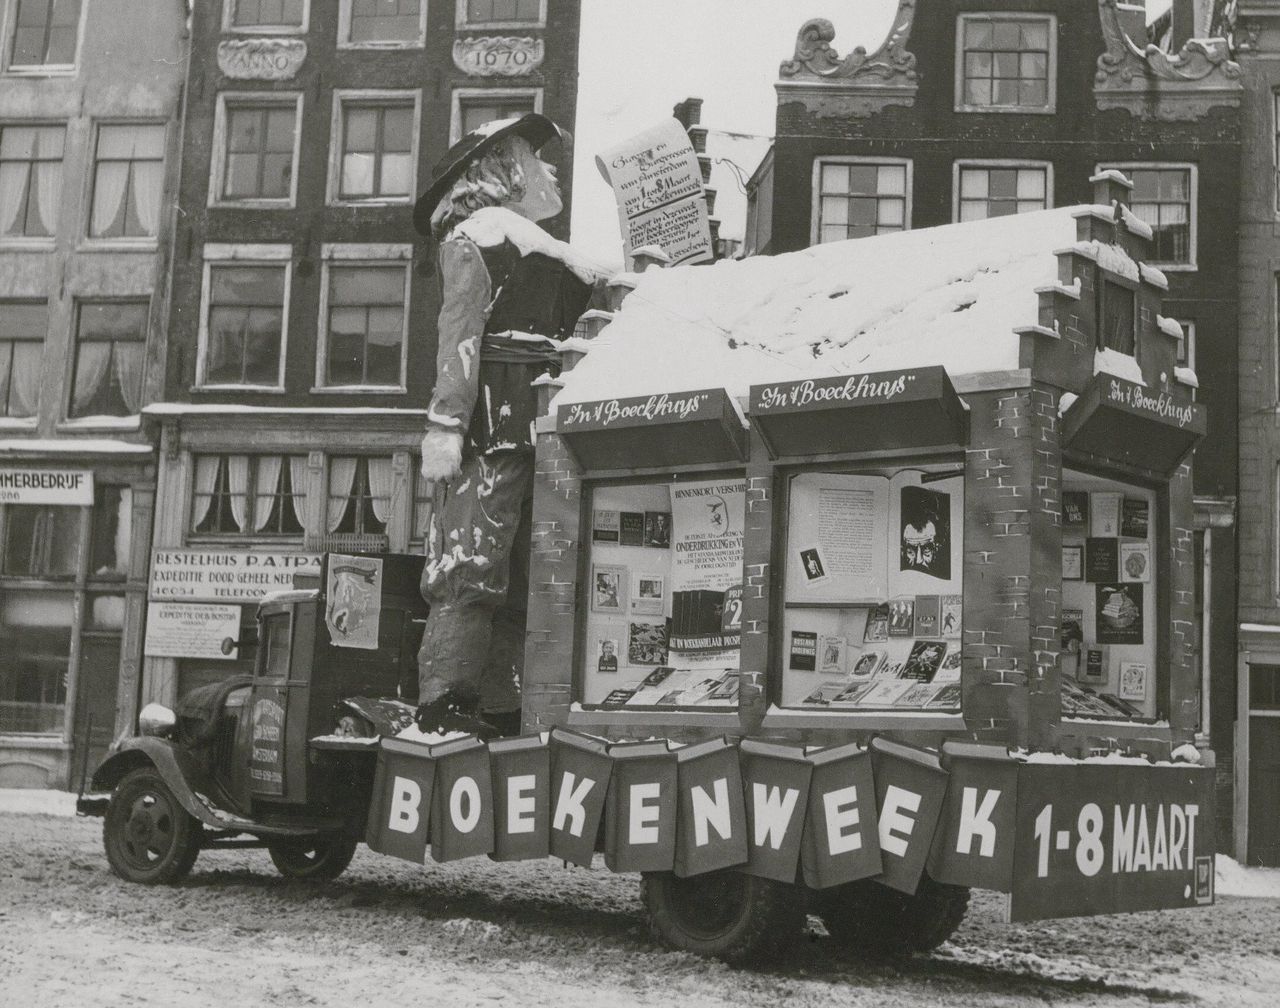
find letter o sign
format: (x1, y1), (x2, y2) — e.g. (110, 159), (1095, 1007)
(450, 776), (482, 834)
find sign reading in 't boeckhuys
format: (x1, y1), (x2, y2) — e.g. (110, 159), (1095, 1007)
(149, 550), (321, 603)
(751, 368), (931, 414)
(1103, 377), (1201, 431)
(558, 389), (719, 431)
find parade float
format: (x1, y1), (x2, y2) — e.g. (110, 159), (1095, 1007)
(80, 171), (1216, 964)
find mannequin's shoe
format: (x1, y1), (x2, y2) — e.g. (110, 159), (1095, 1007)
(414, 691), (497, 740)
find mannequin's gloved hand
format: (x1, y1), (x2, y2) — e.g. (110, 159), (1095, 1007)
(420, 428), (463, 483)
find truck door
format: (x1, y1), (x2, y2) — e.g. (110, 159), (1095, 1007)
(246, 609), (292, 801)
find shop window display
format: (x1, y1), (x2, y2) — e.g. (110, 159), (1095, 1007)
(782, 467), (964, 711)
(1060, 469), (1157, 720)
(582, 477), (745, 709)
(0, 591), (73, 733)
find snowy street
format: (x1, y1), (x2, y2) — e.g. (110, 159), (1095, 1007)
(3, 801), (1279, 1007)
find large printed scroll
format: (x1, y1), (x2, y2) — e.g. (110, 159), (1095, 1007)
(595, 119), (713, 267)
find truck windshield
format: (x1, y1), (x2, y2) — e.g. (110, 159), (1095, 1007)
(261, 613), (291, 679)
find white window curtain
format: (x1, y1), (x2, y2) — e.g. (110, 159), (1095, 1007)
(190, 455), (221, 530)
(289, 456), (309, 530)
(115, 342), (143, 414)
(70, 342), (111, 416)
(253, 455), (283, 532)
(91, 162), (129, 237)
(35, 160), (61, 236)
(366, 457), (394, 524)
(6, 343), (42, 418)
(0, 162), (26, 234)
(132, 159), (163, 236)
(326, 457), (358, 532)
(227, 454), (251, 533)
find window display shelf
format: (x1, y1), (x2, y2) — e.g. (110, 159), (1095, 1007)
(568, 706), (742, 731)
(761, 706), (966, 732)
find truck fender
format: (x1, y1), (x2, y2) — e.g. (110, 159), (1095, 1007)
(94, 737), (328, 838)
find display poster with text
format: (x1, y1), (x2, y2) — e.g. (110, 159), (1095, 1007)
(668, 479), (744, 669)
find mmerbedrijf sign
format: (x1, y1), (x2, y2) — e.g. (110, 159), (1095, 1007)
(149, 550), (321, 603)
(0, 468), (94, 506)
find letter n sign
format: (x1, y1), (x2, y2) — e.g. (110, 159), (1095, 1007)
(869, 737), (949, 894)
(674, 738), (747, 878)
(927, 742), (1018, 891)
(801, 742), (881, 889)
(366, 737), (435, 863)
(429, 737), (495, 863)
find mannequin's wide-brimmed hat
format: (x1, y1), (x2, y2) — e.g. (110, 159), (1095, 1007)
(412, 112), (565, 235)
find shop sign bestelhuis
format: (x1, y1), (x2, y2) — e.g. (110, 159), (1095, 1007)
(149, 550), (321, 603)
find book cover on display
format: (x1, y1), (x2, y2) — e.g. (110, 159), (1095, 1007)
(831, 680), (877, 705)
(643, 511), (671, 548)
(895, 681), (939, 707)
(789, 630), (817, 671)
(1082, 645), (1108, 684)
(619, 511), (645, 547)
(1118, 660), (1148, 701)
(925, 682), (962, 709)
(940, 595), (962, 638)
(630, 572), (665, 616)
(623, 666), (675, 705)
(668, 480), (745, 667)
(857, 679), (915, 707)
(802, 680), (847, 705)
(601, 688), (637, 708)
(863, 603), (890, 642)
(701, 670), (739, 705)
(849, 647), (887, 679)
(593, 509), (620, 543)
(1096, 584), (1143, 645)
(1062, 491), (1089, 529)
(1100, 692), (1143, 717)
(1090, 492), (1122, 537)
(932, 647), (962, 682)
(913, 595), (940, 637)
(1085, 538), (1119, 582)
(628, 621), (669, 665)
(818, 635), (847, 674)
(591, 564), (627, 614)
(901, 640), (946, 681)
(1121, 497), (1150, 539)
(1120, 542), (1150, 583)
(888, 597), (915, 636)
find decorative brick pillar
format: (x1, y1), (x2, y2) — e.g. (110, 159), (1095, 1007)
(1166, 459), (1199, 737)
(737, 428), (775, 735)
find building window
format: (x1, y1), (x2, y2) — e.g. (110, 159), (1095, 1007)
(319, 261), (408, 388)
(0, 589), (72, 733)
(458, 0), (543, 27)
(452, 88), (539, 142)
(212, 95), (302, 206)
(1274, 91), (1280, 215)
(326, 456), (392, 536)
(199, 255), (290, 389)
(811, 158), (909, 245)
(331, 93), (418, 202)
(68, 302), (147, 419)
(1098, 278), (1136, 357)
(228, 0), (306, 30)
(87, 124), (165, 240)
(955, 162), (1050, 221)
(191, 454), (307, 538)
(0, 300), (44, 418)
(341, 0), (425, 45)
(0, 124), (63, 239)
(5, 0), (81, 70)
(1099, 164), (1195, 267)
(2, 504), (79, 576)
(89, 484), (131, 580)
(956, 13), (1056, 113)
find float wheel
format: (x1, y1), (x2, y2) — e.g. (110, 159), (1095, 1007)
(103, 767), (201, 885)
(640, 869), (805, 964)
(818, 873), (969, 955)
(267, 835), (359, 881)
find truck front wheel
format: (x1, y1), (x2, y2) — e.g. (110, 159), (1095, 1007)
(267, 835), (358, 881)
(103, 767), (201, 885)
(640, 869), (804, 964)
(817, 874), (969, 956)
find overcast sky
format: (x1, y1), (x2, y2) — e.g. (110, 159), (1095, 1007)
(567, 0), (1173, 270)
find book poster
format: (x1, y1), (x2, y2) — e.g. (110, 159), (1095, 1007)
(595, 636), (620, 674)
(1091, 492), (1122, 537)
(1083, 645), (1108, 684)
(1096, 583), (1143, 645)
(940, 595), (962, 638)
(789, 630), (817, 671)
(888, 598), (915, 636)
(644, 511), (671, 548)
(818, 635), (847, 674)
(1121, 497), (1150, 539)
(1062, 491), (1089, 529)
(619, 512), (645, 547)
(325, 554), (382, 650)
(593, 509), (620, 543)
(864, 603), (890, 642)
(668, 479), (745, 667)
(591, 564), (627, 614)
(628, 621), (668, 665)
(900, 484), (951, 580)
(1120, 542), (1150, 583)
(902, 640), (946, 681)
(850, 647), (886, 679)
(933, 647), (962, 683)
(1085, 538), (1119, 583)
(630, 572), (665, 616)
(1119, 661), (1148, 701)
(913, 595), (940, 637)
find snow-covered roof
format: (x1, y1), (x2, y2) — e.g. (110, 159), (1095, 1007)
(554, 206), (1100, 406)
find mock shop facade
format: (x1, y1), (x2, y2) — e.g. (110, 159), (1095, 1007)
(363, 178), (1219, 923)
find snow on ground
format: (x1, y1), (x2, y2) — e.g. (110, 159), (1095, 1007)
(0, 787), (76, 816)
(1216, 855), (1280, 899)
(556, 207), (1093, 407)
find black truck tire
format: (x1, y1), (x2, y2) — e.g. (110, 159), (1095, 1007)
(267, 835), (359, 881)
(103, 767), (201, 885)
(640, 869), (805, 965)
(817, 873), (970, 956)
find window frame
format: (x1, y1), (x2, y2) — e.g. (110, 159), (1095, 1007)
(222, 0), (310, 35)
(449, 85), (542, 144)
(1, 0), (85, 76)
(188, 452), (308, 542)
(195, 243), (293, 393)
(325, 454), (394, 538)
(338, 0), (427, 49)
(0, 120), (64, 245)
(1095, 161), (1198, 271)
(0, 297), (46, 423)
(326, 89), (421, 206)
(208, 92), (304, 210)
(454, 0), (546, 30)
(808, 155), (912, 247)
(951, 158), (1053, 222)
(82, 120), (167, 247)
(65, 298), (149, 421)
(954, 11), (1058, 115)
(1273, 89), (1280, 218)
(314, 244), (412, 393)
(1097, 274), (1138, 358)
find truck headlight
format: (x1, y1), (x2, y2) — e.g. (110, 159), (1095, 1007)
(138, 703), (176, 738)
